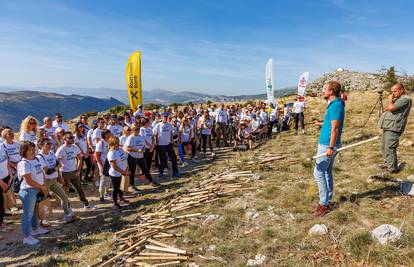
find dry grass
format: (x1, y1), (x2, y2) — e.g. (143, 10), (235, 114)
(2, 91), (414, 266)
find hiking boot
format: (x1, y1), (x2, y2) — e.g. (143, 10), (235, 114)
(312, 204), (328, 217)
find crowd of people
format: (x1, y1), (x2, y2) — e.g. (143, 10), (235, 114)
(0, 98), (308, 245)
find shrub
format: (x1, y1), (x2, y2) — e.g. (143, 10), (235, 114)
(109, 105), (129, 114)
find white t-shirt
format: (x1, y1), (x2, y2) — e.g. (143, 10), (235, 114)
(17, 158), (44, 189)
(56, 145), (81, 172)
(140, 127), (153, 148)
(260, 111), (268, 124)
(119, 135), (129, 146)
(87, 128), (94, 147)
(125, 135), (144, 158)
(153, 122), (173, 146)
(52, 121), (69, 132)
(269, 109), (277, 122)
(2, 141), (21, 163)
(0, 145), (8, 179)
(107, 148), (128, 177)
(92, 128), (103, 146)
(293, 101), (305, 113)
(74, 134), (88, 155)
(201, 119), (214, 135)
(180, 125), (192, 143)
(95, 139), (109, 164)
(41, 125), (56, 138)
(133, 110), (144, 118)
(20, 131), (37, 143)
(37, 152), (59, 179)
(107, 124), (122, 137)
(215, 109), (228, 123)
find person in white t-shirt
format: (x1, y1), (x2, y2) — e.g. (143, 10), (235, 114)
(293, 95), (306, 135)
(52, 113), (69, 132)
(107, 137), (130, 209)
(74, 123), (92, 182)
(215, 104), (229, 148)
(79, 114), (91, 132)
(107, 115), (123, 137)
(119, 126), (131, 147)
(92, 118), (106, 147)
(178, 116), (193, 166)
(153, 112), (180, 178)
(1, 128), (21, 171)
(19, 116), (38, 144)
(95, 129), (112, 202)
(37, 137), (80, 223)
(17, 141), (49, 245)
(139, 117), (155, 171)
(198, 110), (215, 156)
(40, 117), (56, 141)
(133, 105), (144, 118)
(56, 132), (94, 209)
(0, 140), (11, 235)
(125, 124), (160, 191)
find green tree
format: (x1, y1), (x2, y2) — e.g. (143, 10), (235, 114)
(381, 66), (397, 91)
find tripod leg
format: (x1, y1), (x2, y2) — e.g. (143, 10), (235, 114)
(362, 97), (380, 128)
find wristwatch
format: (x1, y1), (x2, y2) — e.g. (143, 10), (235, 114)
(328, 146), (334, 150)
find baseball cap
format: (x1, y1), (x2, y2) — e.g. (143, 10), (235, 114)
(162, 112), (168, 117)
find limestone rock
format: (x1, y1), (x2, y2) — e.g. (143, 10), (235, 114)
(246, 254), (267, 266)
(308, 224), (328, 236)
(371, 224), (402, 245)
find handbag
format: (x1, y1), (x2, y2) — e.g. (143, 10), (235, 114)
(36, 193), (52, 220)
(120, 175), (130, 192)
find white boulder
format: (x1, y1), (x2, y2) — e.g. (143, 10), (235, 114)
(371, 224), (402, 245)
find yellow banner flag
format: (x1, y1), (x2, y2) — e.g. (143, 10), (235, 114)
(126, 50), (143, 111)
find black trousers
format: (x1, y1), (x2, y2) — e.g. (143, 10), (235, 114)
(191, 139), (197, 158)
(294, 112), (305, 130)
(81, 156), (92, 181)
(109, 176), (123, 204)
(144, 148), (154, 172)
(0, 176), (11, 226)
(202, 134), (213, 153)
(127, 155), (153, 186)
(157, 144), (178, 174)
(268, 121), (276, 137)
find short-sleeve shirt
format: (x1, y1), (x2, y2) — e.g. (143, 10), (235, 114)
(41, 126), (56, 138)
(20, 131), (37, 143)
(140, 127), (153, 148)
(319, 98), (345, 146)
(56, 145), (81, 172)
(74, 134), (88, 155)
(2, 141), (21, 163)
(17, 158), (44, 189)
(0, 145), (8, 179)
(125, 135), (145, 158)
(37, 152), (59, 179)
(107, 148), (128, 177)
(95, 139), (109, 163)
(153, 122), (173, 146)
(92, 128), (103, 146)
(201, 119), (214, 135)
(180, 125), (192, 143)
(293, 101), (305, 113)
(107, 125), (122, 137)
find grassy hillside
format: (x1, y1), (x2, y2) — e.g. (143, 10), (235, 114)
(1, 91), (414, 266)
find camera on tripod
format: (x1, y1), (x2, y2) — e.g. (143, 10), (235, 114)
(377, 90), (384, 95)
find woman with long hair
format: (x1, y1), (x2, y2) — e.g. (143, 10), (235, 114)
(17, 141), (49, 245)
(119, 126), (131, 147)
(95, 129), (112, 202)
(139, 117), (155, 172)
(178, 116), (193, 166)
(74, 122), (92, 182)
(19, 116), (39, 144)
(107, 137), (130, 209)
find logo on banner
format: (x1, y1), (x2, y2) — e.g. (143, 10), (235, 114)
(299, 77), (306, 87)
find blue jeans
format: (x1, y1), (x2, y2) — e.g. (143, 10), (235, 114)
(19, 188), (40, 238)
(313, 144), (339, 206)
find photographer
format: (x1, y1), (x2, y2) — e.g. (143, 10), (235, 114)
(37, 138), (80, 223)
(378, 83), (412, 173)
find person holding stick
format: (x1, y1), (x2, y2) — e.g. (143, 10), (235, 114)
(378, 83), (412, 173)
(312, 81), (345, 217)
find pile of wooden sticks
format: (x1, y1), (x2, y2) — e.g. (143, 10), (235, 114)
(99, 169), (258, 267)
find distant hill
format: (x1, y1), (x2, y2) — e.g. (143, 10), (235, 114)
(0, 91), (123, 131)
(0, 86), (297, 105)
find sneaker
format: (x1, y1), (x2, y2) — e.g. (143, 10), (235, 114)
(192, 158), (199, 163)
(84, 204), (97, 210)
(32, 227), (50, 236)
(119, 199), (130, 206)
(23, 236), (39, 245)
(172, 172), (181, 178)
(312, 204), (328, 217)
(302, 129), (305, 134)
(131, 186), (141, 194)
(211, 152), (216, 157)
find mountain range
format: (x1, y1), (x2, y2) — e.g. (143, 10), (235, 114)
(0, 91), (123, 131)
(0, 86), (296, 105)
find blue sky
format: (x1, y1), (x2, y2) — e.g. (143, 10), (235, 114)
(0, 0), (413, 95)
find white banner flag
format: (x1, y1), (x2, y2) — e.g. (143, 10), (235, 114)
(265, 58), (275, 104)
(297, 71), (310, 97)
